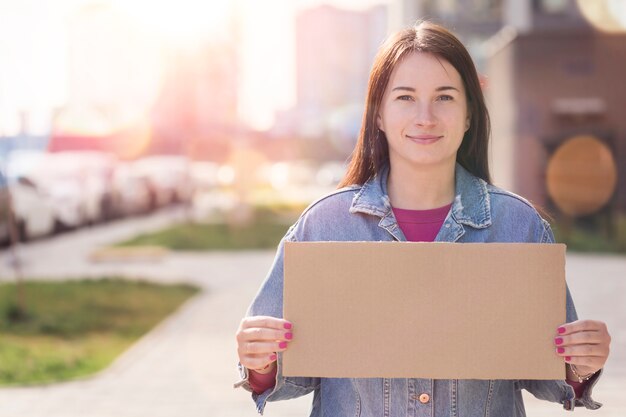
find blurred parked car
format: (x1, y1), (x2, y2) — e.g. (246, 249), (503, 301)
(9, 176), (57, 240)
(189, 161), (239, 220)
(4, 151), (58, 239)
(5, 149), (45, 180)
(112, 162), (153, 215)
(0, 167), (11, 244)
(7, 150), (85, 230)
(44, 151), (118, 224)
(133, 156), (194, 206)
(253, 160), (334, 208)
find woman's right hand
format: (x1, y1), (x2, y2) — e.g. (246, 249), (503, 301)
(236, 316), (293, 374)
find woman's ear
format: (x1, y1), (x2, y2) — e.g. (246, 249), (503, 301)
(465, 115), (471, 131)
(377, 114), (384, 132)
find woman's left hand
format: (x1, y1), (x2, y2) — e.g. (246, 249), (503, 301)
(555, 319), (611, 376)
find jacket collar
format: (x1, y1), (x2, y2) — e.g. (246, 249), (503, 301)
(349, 163), (492, 229)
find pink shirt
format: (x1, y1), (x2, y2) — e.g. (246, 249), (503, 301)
(392, 203), (452, 242)
(248, 366), (277, 394)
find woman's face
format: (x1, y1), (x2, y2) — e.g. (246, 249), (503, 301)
(377, 51), (469, 171)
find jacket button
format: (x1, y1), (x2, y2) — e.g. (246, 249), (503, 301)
(419, 393), (430, 404)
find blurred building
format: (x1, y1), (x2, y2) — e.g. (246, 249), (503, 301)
(48, 2), (238, 161)
(150, 42), (239, 161)
(392, 0), (503, 37)
(388, 0), (504, 68)
(283, 4), (387, 151)
(487, 0), (626, 222)
(49, 3), (161, 158)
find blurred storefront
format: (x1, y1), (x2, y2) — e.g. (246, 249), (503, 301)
(487, 0), (626, 246)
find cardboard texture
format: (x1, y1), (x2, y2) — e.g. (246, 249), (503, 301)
(283, 242), (566, 380)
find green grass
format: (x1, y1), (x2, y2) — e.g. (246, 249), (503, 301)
(553, 215), (626, 254)
(116, 209), (298, 251)
(0, 278), (199, 386)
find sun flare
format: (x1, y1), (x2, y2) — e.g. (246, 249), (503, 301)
(112, 0), (234, 46)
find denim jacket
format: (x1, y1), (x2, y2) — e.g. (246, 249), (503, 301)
(237, 163), (603, 416)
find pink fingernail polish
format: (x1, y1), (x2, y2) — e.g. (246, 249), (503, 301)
(555, 338), (563, 345)
(270, 354), (277, 361)
(279, 341), (288, 349)
(565, 356), (571, 362)
(285, 332), (293, 340)
(557, 347), (565, 354)
(284, 322), (292, 330)
(558, 327), (566, 334)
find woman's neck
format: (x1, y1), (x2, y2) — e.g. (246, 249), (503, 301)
(387, 161), (456, 210)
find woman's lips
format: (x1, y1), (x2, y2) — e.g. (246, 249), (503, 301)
(406, 134), (443, 144)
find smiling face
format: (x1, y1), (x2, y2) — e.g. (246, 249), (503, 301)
(377, 51), (469, 171)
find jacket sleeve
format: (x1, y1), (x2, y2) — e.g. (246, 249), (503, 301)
(518, 219), (603, 411)
(235, 226), (320, 414)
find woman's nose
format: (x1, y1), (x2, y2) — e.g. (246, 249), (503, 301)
(413, 103), (436, 127)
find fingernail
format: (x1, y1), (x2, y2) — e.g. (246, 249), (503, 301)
(558, 327), (566, 334)
(557, 347), (565, 354)
(285, 332), (293, 340)
(555, 338), (563, 345)
(270, 354), (277, 361)
(565, 356), (571, 362)
(284, 322), (292, 330)
(279, 341), (288, 349)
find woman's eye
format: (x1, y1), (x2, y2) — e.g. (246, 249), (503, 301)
(437, 95), (454, 102)
(397, 95), (413, 101)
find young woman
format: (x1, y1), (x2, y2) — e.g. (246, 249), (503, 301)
(235, 21), (610, 416)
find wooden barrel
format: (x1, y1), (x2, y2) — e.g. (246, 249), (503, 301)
(546, 135), (617, 217)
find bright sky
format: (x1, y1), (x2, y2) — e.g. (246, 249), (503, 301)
(0, 0), (387, 135)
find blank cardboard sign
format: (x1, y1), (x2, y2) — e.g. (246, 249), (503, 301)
(283, 242), (566, 380)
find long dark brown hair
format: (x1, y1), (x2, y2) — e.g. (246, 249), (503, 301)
(338, 21), (492, 187)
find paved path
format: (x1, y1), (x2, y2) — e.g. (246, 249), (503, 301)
(0, 212), (624, 416)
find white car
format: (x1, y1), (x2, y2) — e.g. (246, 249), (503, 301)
(9, 176), (57, 240)
(4, 151), (57, 240)
(7, 150), (85, 230)
(42, 151), (118, 224)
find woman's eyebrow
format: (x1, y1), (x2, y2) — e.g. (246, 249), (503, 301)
(391, 85), (460, 92)
(436, 86), (460, 92)
(391, 86), (415, 92)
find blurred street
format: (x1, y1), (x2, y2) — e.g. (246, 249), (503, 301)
(0, 210), (624, 416)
